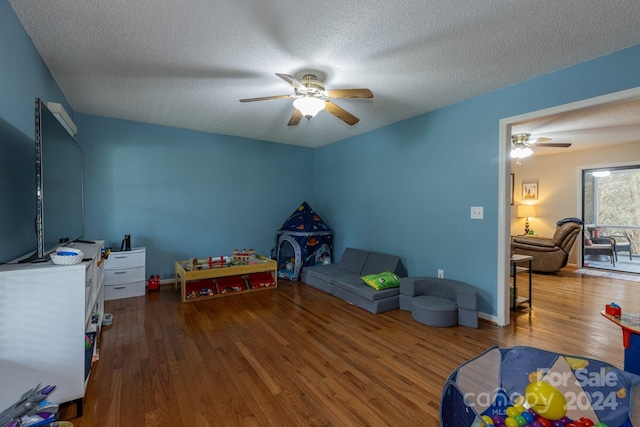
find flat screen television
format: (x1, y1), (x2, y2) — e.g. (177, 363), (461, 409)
(34, 98), (84, 259)
(0, 116), (35, 262)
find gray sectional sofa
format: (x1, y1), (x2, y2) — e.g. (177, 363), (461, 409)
(300, 247), (407, 314)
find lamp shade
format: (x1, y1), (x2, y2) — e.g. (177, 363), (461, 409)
(511, 146), (533, 159)
(293, 96), (325, 118)
(517, 204), (536, 218)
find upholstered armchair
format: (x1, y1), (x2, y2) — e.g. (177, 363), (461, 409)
(511, 221), (582, 273)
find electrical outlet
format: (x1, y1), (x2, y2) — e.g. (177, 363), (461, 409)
(471, 206), (484, 219)
(438, 269), (444, 278)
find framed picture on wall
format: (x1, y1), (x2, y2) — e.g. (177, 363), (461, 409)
(510, 174), (514, 205)
(522, 180), (538, 200)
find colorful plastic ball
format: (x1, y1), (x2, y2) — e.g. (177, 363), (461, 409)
(560, 416), (572, 424)
(578, 419), (594, 427)
(482, 415), (495, 425)
(514, 414), (528, 426)
(505, 417), (519, 427)
(525, 382), (567, 420)
(594, 424), (608, 427)
(492, 415), (505, 425)
(522, 412), (535, 424)
(536, 417), (552, 427)
(506, 407), (520, 418)
(552, 421), (564, 427)
(530, 422), (544, 427)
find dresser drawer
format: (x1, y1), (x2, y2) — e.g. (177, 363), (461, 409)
(105, 266), (145, 285)
(104, 280), (145, 300)
(105, 248), (145, 269)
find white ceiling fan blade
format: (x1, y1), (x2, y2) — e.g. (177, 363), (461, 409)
(239, 94), (293, 103)
(275, 73), (307, 92)
(528, 137), (551, 144)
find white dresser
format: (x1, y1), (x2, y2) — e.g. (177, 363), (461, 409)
(0, 240), (105, 414)
(104, 247), (146, 300)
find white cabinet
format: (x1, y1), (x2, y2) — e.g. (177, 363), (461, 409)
(0, 240), (105, 414)
(104, 247), (146, 300)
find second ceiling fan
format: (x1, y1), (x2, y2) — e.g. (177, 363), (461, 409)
(240, 73), (373, 126)
(511, 133), (571, 163)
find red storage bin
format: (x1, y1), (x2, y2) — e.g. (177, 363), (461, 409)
(185, 279), (216, 300)
(216, 275), (245, 294)
(249, 272), (276, 289)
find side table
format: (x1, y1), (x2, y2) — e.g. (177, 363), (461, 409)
(510, 254), (532, 311)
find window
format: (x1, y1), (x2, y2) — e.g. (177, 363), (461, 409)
(582, 166), (640, 271)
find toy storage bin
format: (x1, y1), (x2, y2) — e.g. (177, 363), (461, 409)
(185, 279), (216, 299)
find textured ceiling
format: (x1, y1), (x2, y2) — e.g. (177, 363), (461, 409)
(9, 0), (640, 147)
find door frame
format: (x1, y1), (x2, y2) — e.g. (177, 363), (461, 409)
(496, 86), (640, 326)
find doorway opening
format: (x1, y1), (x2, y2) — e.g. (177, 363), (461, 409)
(498, 86), (640, 327)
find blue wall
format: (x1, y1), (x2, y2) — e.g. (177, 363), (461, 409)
(76, 114), (314, 278)
(315, 44), (640, 315)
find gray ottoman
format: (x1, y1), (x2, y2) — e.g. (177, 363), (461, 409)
(411, 295), (458, 327)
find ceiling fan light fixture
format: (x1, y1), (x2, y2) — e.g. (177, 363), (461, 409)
(510, 146), (533, 159)
(293, 96), (325, 119)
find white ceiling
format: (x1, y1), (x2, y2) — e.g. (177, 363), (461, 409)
(9, 0), (640, 148)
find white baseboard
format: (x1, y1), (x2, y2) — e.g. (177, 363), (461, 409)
(479, 311), (498, 325)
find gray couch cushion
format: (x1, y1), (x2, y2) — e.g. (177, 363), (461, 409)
(360, 251), (407, 276)
(411, 295), (458, 327)
(338, 248), (369, 274)
(331, 275), (399, 301)
(301, 264), (344, 280)
(331, 286), (400, 314)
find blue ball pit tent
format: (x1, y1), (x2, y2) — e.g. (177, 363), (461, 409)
(441, 346), (640, 427)
(275, 202), (332, 280)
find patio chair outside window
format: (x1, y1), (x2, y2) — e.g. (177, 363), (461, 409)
(584, 229), (616, 266)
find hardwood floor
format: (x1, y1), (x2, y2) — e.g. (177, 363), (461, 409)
(60, 268), (640, 426)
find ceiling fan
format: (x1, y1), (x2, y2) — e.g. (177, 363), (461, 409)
(239, 73), (373, 126)
(511, 132), (571, 164)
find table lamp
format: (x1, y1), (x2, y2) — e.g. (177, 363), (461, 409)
(517, 204), (536, 235)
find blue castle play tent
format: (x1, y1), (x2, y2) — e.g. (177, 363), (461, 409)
(441, 346), (640, 427)
(275, 202), (332, 280)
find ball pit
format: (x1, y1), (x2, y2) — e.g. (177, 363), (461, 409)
(442, 346), (640, 427)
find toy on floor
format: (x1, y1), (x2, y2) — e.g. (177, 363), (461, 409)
(0, 384), (73, 427)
